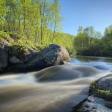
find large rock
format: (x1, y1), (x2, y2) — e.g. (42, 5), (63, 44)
(0, 40), (9, 72)
(3, 44), (70, 72)
(35, 64), (99, 82)
(41, 44), (70, 64)
(96, 74), (112, 90)
(89, 74), (112, 101)
(9, 56), (22, 64)
(0, 48), (8, 72)
(27, 44), (70, 70)
(90, 74), (112, 91)
(75, 74), (112, 112)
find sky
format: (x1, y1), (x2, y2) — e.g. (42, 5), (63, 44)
(60, 0), (112, 35)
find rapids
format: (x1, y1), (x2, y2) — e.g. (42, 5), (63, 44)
(0, 56), (112, 112)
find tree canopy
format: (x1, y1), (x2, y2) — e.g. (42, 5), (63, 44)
(0, 0), (74, 53)
(74, 26), (112, 57)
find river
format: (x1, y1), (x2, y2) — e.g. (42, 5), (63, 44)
(0, 56), (112, 112)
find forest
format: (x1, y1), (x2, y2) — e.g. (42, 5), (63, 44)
(0, 0), (112, 57)
(74, 26), (112, 57)
(0, 0), (73, 54)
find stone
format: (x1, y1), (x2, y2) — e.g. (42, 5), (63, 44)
(35, 64), (99, 82)
(9, 56), (22, 64)
(0, 48), (8, 72)
(96, 74), (112, 90)
(27, 44), (70, 70)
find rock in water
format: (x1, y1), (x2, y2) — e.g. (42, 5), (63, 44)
(35, 64), (99, 82)
(41, 44), (70, 64)
(41, 44), (70, 65)
(0, 43), (70, 72)
(96, 74), (112, 90)
(89, 74), (112, 101)
(27, 44), (70, 70)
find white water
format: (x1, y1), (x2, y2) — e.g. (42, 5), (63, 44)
(0, 57), (112, 112)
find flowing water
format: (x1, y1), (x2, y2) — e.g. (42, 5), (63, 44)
(0, 56), (112, 112)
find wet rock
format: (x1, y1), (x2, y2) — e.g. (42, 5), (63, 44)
(0, 40), (9, 72)
(96, 74), (112, 90)
(9, 56), (22, 64)
(0, 48), (8, 72)
(35, 64), (99, 82)
(89, 74), (112, 101)
(87, 96), (95, 102)
(27, 44), (70, 70)
(0, 44), (70, 73)
(76, 96), (112, 112)
(79, 96), (97, 112)
(78, 75), (112, 112)
(40, 44), (70, 64)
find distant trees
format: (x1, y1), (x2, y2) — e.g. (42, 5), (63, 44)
(102, 25), (112, 56)
(74, 26), (112, 57)
(74, 26), (102, 53)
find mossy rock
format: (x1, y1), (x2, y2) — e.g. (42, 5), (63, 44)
(8, 45), (30, 61)
(89, 74), (112, 101)
(0, 31), (14, 46)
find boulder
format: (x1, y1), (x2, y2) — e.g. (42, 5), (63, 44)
(96, 74), (112, 90)
(2, 44), (70, 72)
(41, 44), (70, 64)
(90, 74), (112, 92)
(0, 39), (9, 72)
(35, 64), (99, 82)
(73, 73), (112, 112)
(9, 56), (22, 64)
(27, 44), (70, 70)
(89, 74), (112, 101)
(0, 48), (8, 72)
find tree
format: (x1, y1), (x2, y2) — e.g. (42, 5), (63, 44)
(74, 26), (103, 56)
(50, 0), (61, 42)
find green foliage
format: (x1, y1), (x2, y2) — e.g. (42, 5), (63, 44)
(0, 31), (14, 45)
(53, 33), (74, 54)
(74, 26), (112, 57)
(0, 31), (10, 38)
(0, 0), (74, 54)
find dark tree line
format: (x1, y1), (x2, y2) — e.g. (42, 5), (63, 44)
(74, 25), (112, 57)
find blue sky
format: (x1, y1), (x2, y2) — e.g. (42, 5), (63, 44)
(60, 0), (112, 35)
